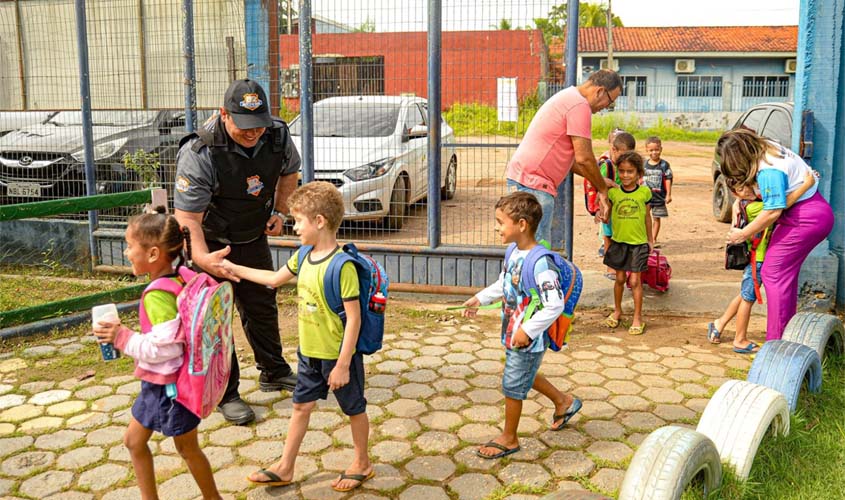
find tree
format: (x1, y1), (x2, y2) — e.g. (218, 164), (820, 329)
(534, 2), (623, 43)
(491, 18), (513, 30)
(534, 3), (567, 44)
(579, 2), (623, 27)
(356, 16), (375, 33)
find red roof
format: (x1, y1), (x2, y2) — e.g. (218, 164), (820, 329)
(550, 26), (798, 55)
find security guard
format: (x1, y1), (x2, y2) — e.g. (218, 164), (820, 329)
(174, 79), (300, 425)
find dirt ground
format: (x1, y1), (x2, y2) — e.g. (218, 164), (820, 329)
(335, 137), (737, 283)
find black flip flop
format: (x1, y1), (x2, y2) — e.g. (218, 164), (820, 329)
(331, 470), (375, 492)
(551, 398), (583, 431)
(476, 441), (521, 459)
(246, 468), (292, 487)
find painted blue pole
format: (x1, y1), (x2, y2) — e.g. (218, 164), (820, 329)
(553, 0), (580, 258)
(245, 0), (271, 93)
(427, 0), (442, 249)
(182, 0), (197, 132)
(74, 0), (99, 268)
(794, 0), (844, 308)
(298, 0), (314, 183)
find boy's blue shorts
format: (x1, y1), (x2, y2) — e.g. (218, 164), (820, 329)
(502, 348), (545, 400)
(741, 262), (764, 302)
(293, 350), (366, 416)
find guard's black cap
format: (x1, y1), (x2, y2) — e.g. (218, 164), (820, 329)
(223, 79), (273, 129)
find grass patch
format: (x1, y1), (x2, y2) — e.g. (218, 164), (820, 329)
(0, 275), (133, 313)
(444, 100), (722, 144)
(484, 483), (550, 500)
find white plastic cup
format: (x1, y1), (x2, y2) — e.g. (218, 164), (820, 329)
(92, 303), (120, 361)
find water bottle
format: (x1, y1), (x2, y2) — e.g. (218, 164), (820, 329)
(91, 303), (121, 361)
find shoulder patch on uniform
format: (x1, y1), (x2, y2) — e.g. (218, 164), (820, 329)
(175, 176), (191, 193)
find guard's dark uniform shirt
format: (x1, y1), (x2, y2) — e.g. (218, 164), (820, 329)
(174, 115), (301, 244)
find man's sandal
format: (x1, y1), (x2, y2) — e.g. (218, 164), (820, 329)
(604, 314), (620, 328)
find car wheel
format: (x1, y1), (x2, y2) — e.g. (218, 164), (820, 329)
(441, 155), (457, 200)
(712, 175), (733, 223)
(384, 176), (407, 231)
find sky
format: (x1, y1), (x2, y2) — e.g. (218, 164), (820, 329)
(309, 0), (800, 32)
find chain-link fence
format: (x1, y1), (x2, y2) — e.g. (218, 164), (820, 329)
(1, 0), (795, 274)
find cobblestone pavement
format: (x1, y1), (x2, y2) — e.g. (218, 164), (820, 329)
(0, 309), (755, 500)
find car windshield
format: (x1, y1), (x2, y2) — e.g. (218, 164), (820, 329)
(289, 102), (400, 137)
(48, 110), (159, 127)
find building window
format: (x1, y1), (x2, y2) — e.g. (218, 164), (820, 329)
(677, 76), (723, 97)
(742, 76), (789, 98)
(621, 76), (647, 97)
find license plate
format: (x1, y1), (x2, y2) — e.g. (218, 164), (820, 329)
(7, 182), (41, 197)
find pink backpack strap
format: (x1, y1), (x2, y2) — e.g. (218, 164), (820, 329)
(139, 275), (185, 332)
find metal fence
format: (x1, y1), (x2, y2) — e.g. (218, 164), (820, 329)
(0, 1), (787, 279)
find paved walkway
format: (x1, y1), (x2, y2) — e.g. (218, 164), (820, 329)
(0, 309), (754, 500)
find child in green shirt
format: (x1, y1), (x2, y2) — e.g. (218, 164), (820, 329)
(708, 170), (816, 353)
(602, 151), (653, 335)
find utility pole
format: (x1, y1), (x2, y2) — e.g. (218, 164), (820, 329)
(606, 0), (614, 70)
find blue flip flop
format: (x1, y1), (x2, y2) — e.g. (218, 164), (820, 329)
(551, 398), (583, 431)
(707, 322), (721, 344)
(476, 441), (521, 459)
(733, 342), (759, 354)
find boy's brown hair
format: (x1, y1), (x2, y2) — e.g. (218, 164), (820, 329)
(616, 151), (645, 176)
(495, 191), (542, 235)
(288, 181), (345, 231)
(646, 136), (662, 148)
(612, 131), (636, 151)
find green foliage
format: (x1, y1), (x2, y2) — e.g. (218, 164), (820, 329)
(534, 2), (623, 45)
(492, 18), (513, 30)
(445, 102), (720, 144)
(580, 2), (624, 27)
(356, 16), (375, 33)
(122, 149), (161, 188)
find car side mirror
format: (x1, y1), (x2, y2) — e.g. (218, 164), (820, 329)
(160, 117), (186, 135)
(408, 124), (427, 140)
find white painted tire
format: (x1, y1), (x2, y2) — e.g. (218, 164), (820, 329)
(618, 426), (722, 500)
(696, 380), (790, 480)
(782, 312), (844, 361)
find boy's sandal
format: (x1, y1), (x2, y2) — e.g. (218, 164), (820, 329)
(331, 470), (375, 492)
(475, 441), (521, 459)
(628, 323), (646, 335)
(733, 342), (760, 354)
(604, 314), (620, 328)
(246, 469), (293, 487)
(551, 398), (583, 431)
(707, 322), (722, 344)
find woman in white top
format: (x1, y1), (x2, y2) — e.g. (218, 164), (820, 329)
(719, 128), (833, 340)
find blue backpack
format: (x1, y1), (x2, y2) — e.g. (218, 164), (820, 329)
(504, 242), (583, 351)
(297, 243), (388, 354)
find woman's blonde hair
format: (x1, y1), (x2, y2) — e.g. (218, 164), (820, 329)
(717, 128), (783, 188)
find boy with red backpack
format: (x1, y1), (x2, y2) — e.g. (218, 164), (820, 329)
(461, 192), (583, 460)
(219, 182), (382, 493)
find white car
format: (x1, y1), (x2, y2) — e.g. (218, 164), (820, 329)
(288, 95), (458, 229)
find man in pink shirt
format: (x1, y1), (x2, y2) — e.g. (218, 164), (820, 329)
(506, 69), (622, 246)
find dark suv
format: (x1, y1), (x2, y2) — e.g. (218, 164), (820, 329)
(711, 102), (794, 222)
(0, 110), (209, 206)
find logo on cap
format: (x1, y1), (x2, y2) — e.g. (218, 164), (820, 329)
(240, 93), (263, 111)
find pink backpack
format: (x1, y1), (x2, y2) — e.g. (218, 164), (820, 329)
(140, 267), (235, 418)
